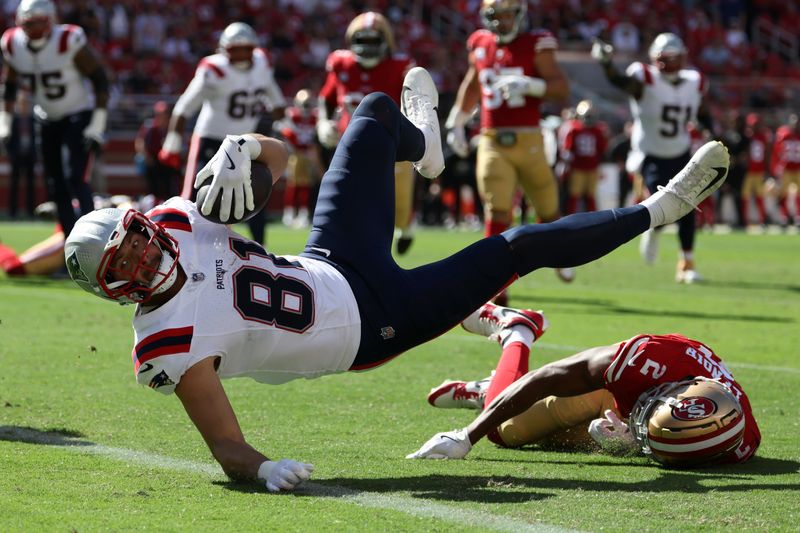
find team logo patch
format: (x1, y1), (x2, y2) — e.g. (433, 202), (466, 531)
(66, 251), (88, 282)
(672, 397), (717, 421)
(380, 326), (395, 340)
(148, 370), (175, 389)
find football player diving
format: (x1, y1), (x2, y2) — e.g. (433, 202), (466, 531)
(63, 67), (730, 492)
(0, 0), (110, 237)
(157, 21), (286, 245)
(446, 0), (575, 297)
(411, 303), (760, 467)
(592, 32), (714, 283)
(317, 12), (419, 255)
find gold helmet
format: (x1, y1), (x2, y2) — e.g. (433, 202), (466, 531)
(480, 0), (527, 44)
(575, 100), (597, 126)
(345, 12), (395, 69)
(630, 377), (745, 467)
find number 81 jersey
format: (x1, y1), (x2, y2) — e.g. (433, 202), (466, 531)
(132, 198), (361, 394)
(0, 25), (93, 120)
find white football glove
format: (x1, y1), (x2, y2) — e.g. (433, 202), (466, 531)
(316, 119), (339, 149)
(194, 134), (261, 223)
(0, 110), (11, 143)
(257, 459), (314, 493)
(591, 38), (615, 65)
(588, 410), (637, 450)
(406, 428), (472, 460)
(82, 108), (107, 150)
(444, 106), (471, 158)
(493, 75), (547, 106)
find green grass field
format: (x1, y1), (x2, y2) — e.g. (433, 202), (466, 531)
(1, 221), (798, 532)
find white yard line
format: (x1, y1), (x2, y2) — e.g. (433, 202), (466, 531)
(0, 427), (577, 533)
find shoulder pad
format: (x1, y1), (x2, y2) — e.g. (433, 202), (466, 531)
(57, 24), (87, 55)
(198, 55), (226, 78)
(0, 27), (20, 56)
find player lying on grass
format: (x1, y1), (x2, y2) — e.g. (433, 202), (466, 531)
(63, 67), (730, 491)
(409, 303), (761, 466)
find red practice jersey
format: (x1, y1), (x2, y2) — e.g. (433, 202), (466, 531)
(467, 29), (557, 129)
(771, 126), (800, 174)
(603, 334), (760, 463)
(745, 128), (772, 173)
(281, 107), (318, 150)
(319, 49), (414, 134)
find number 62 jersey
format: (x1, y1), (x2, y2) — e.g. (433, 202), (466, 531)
(132, 198), (361, 394)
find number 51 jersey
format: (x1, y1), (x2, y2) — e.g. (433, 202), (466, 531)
(132, 198), (361, 394)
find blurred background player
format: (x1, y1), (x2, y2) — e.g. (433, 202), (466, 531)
(157, 21), (286, 244)
(445, 0), (573, 302)
(278, 89), (321, 228)
(317, 11), (418, 255)
(593, 33), (713, 283)
(135, 100), (177, 204)
(741, 113), (771, 228)
(415, 303), (760, 467)
(4, 91), (37, 219)
(770, 113), (800, 227)
(559, 100), (608, 214)
(0, 0), (109, 236)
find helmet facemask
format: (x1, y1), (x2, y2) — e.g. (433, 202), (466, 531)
(16, 0), (56, 48)
(96, 210), (181, 304)
(481, 0), (527, 44)
(350, 29), (388, 68)
(648, 33), (687, 81)
(218, 22), (258, 70)
(630, 377), (745, 467)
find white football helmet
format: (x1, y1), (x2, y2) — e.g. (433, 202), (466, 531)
(345, 12), (395, 69)
(648, 32), (687, 79)
(64, 209), (181, 304)
(630, 377), (745, 467)
(16, 0), (56, 46)
(480, 0), (527, 44)
(219, 22), (258, 69)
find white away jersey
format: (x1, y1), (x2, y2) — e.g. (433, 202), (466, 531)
(0, 25), (94, 120)
(132, 198), (361, 394)
(626, 62), (706, 160)
(173, 49), (286, 140)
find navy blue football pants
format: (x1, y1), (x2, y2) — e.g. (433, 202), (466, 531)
(642, 152), (695, 251)
(300, 93), (650, 369)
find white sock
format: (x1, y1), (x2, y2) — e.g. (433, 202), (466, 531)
(640, 189), (686, 228)
(500, 324), (535, 348)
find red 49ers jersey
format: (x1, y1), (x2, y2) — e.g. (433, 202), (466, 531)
(281, 107), (318, 150)
(745, 128), (772, 173)
(771, 126), (800, 173)
(467, 29), (557, 129)
(563, 122), (608, 170)
(319, 49), (415, 134)
(604, 334), (760, 463)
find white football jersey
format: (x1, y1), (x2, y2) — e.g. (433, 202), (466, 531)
(173, 49), (286, 140)
(626, 62), (706, 161)
(132, 198), (361, 394)
(0, 25), (94, 120)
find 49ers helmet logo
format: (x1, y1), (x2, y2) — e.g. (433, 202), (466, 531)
(672, 397), (717, 421)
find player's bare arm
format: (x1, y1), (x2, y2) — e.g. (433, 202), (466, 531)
(73, 46), (108, 108)
(252, 134), (289, 182)
(465, 344), (616, 445)
(454, 64), (481, 115)
(175, 357), (268, 481)
(534, 49), (569, 101)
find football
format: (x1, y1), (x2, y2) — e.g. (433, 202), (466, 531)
(196, 160), (273, 224)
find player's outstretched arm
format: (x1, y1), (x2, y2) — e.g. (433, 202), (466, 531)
(175, 357), (313, 491)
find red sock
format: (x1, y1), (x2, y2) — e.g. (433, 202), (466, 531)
(585, 195), (596, 212)
(566, 195), (578, 215)
(283, 183), (296, 209)
(296, 185), (310, 209)
(755, 197), (766, 225)
(485, 341), (530, 446)
(485, 220), (509, 238)
(0, 244), (24, 276)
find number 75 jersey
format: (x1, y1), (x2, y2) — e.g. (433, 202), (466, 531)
(132, 198), (361, 394)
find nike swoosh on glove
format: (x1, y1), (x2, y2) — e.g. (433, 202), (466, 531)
(406, 428), (472, 459)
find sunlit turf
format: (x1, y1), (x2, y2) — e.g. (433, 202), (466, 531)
(1, 221), (798, 531)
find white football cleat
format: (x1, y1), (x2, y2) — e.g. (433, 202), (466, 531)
(676, 268), (704, 284)
(639, 229), (660, 265)
(659, 141), (730, 224)
(427, 376), (491, 410)
(401, 67), (444, 179)
(461, 302), (548, 343)
(555, 267), (576, 283)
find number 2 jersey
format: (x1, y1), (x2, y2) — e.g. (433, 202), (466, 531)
(0, 24), (93, 121)
(604, 334), (760, 463)
(172, 49), (286, 140)
(132, 198), (361, 394)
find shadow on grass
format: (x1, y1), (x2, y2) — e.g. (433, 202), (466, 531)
(517, 295), (795, 324)
(0, 425), (93, 446)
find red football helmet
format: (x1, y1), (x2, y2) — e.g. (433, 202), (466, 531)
(648, 33), (687, 77)
(630, 377), (745, 467)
